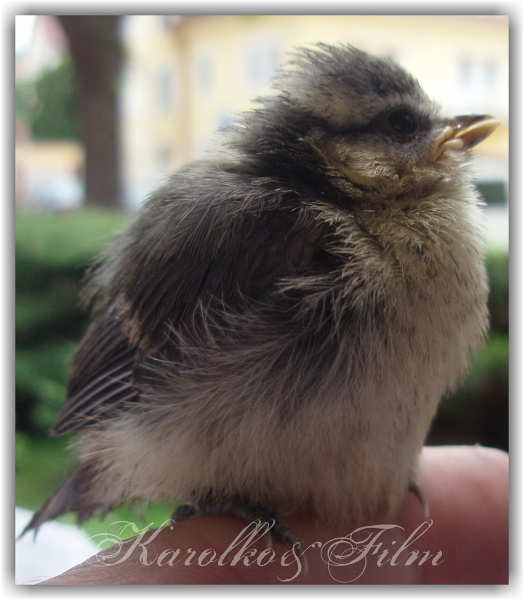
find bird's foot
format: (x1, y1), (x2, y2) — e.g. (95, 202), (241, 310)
(408, 480), (430, 518)
(171, 492), (302, 553)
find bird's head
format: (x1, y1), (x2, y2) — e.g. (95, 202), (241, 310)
(233, 44), (498, 207)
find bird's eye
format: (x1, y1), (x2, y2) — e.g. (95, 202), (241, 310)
(387, 108), (418, 137)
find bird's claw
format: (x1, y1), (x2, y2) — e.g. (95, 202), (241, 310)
(408, 480), (431, 518)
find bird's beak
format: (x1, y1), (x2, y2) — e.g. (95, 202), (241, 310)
(432, 115), (499, 161)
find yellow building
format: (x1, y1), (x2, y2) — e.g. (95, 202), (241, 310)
(15, 15), (508, 243)
(121, 14), (508, 225)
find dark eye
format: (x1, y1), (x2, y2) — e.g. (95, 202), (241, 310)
(387, 108), (418, 137)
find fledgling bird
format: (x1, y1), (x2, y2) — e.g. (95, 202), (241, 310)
(24, 44), (497, 544)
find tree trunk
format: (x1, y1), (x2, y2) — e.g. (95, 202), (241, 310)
(58, 16), (123, 209)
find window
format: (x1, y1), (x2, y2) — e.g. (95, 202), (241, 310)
(246, 40), (280, 90)
(157, 68), (173, 110)
(459, 59), (473, 89)
(484, 60), (498, 87)
(197, 54), (213, 94)
(456, 57), (504, 114)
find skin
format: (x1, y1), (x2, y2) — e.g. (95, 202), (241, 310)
(43, 445), (508, 585)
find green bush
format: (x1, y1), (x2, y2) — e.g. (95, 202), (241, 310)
(16, 54), (81, 140)
(485, 251), (508, 335)
(15, 209), (131, 433)
(428, 334), (508, 449)
(16, 343), (77, 433)
(428, 251), (508, 451)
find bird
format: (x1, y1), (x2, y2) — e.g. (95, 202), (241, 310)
(23, 43), (498, 546)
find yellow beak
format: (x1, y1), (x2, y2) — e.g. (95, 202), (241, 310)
(432, 115), (500, 161)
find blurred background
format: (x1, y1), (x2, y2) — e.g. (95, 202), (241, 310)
(15, 14), (508, 580)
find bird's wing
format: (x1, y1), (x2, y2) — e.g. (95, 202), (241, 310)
(51, 176), (326, 436)
(50, 314), (139, 435)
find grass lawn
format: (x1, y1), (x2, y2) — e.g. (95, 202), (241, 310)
(16, 430), (174, 548)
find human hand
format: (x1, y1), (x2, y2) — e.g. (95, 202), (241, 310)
(44, 445), (508, 585)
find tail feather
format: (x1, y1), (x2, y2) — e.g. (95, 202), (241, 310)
(19, 464), (107, 539)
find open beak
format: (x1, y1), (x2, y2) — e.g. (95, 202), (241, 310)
(432, 115), (499, 161)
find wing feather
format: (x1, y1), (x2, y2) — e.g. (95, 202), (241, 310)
(51, 169), (326, 436)
(51, 317), (138, 435)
